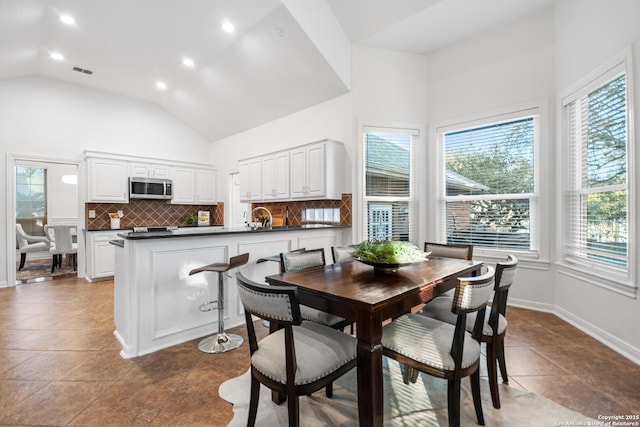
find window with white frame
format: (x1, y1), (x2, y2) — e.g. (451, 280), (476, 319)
(562, 58), (631, 275)
(437, 109), (539, 251)
(362, 129), (417, 241)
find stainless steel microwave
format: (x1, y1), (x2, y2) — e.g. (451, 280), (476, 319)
(129, 177), (173, 200)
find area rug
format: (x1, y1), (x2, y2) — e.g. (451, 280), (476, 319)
(16, 258), (77, 282)
(220, 358), (594, 426)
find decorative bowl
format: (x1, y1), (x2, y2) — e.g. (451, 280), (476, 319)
(355, 252), (430, 274)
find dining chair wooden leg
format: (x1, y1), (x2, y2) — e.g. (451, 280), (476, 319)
(447, 375), (462, 427)
(486, 342), (501, 409)
(470, 367), (485, 425)
(496, 337), (508, 383)
(248, 374), (260, 427)
(325, 382), (333, 397)
(288, 394), (299, 427)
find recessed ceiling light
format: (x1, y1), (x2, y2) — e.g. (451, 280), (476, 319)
(60, 15), (75, 25)
(222, 21), (235, 33)
(156, 81), (167, 90)
(182, 58), (195, 68)
(50, 52), (64, 61)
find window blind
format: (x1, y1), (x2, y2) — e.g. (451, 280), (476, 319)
(563, 73), (628, 269)
(363, 130), (417, 241)
(440, 114), (537, 250)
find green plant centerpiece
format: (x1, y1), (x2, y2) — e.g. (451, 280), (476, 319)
(185, 214), (197, 225)
(353, 239), (429, 273)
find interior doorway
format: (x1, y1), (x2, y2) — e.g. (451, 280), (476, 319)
(6, 154), (79, 286)
(229, 172), (250, 228)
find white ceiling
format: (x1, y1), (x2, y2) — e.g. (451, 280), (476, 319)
(0, 0), (558, 141)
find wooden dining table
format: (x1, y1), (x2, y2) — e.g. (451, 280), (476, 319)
(265, 256), (483, 427)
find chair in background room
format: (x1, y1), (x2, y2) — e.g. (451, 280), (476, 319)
(189, 253), (250, 353)
(45, 225), (77, 273)
(15, 224), (50, 270)
(331, 245), (356, 264)
(418, 255), (519, 408)
(280, 249), (353, 331)
(381, 266), (496, 427)
(235, 273), (357, 427)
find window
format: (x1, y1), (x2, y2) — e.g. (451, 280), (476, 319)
(363, 129), (417, 241)
(437, 110), (538, 251)
(15, 166), (47, 236)
(563, 59), (631, 274)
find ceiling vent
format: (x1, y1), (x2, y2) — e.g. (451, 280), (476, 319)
(72, 66), (93, 75)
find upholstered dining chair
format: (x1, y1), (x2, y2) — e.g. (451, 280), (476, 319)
(424, 241), (474, 260)
(45, 225), (78, 272)
(418, 255), (518, 409)
(331, 245), (356, 264)
(280, 248), (353, 332)
(381, 266), (495, 427)
(235, 272), (357, 427)
(15, 224), (50, 270)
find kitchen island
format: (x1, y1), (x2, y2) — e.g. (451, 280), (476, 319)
(111, 224), (351, 358)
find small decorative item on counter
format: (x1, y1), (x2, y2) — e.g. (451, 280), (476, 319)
(185, 214), (197, 225)
(197, 210), (210, 226)
(109, 212), (122, 229)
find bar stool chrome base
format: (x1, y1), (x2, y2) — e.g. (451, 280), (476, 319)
(189, 252), (250, 355)
(198, 333), (244, 353)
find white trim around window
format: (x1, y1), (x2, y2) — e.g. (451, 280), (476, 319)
(558, 47), (636, 294)
(356, 121), (425, 244)
(433, 102), (546, 262)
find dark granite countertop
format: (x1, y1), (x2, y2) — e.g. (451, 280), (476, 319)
(116, 224), (351, 240)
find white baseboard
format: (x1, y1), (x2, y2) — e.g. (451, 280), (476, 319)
(508, 298), (640, 365)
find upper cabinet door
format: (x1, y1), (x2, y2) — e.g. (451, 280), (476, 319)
(195, 169), (216, 204)
(273, 151), (290, 199)
(239, 158), (262, 202)
(290, 143), (326, 199)
(305, 144), (325, 198)
(171, 167), (196, 204)
(130, 162), (171, 179)
(87, 158), (129, 203)
(261, 155), (276, 200)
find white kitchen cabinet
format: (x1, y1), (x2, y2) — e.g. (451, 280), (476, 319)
(86, 230), (120, 281)
(87, 158), (129, 203)
(171, 167), (217, 204)
(130, 162), (171, 179)
(239, 139), (344, 202)
(261, 151), (290, 200)
(290, 142), (334, 199)
(239, 158), (262, 202)
(195, 169), (217, 204)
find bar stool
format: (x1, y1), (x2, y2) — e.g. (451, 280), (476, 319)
(189, 252), (250, 353)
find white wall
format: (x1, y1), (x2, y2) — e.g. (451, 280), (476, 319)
(0, 76), (213, 286)
(553, 0), (640, 361)
(424, 8), (557, 307)
(352, 46), (428, 242)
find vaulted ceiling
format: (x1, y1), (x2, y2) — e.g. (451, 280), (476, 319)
(0, 0), (558, 141)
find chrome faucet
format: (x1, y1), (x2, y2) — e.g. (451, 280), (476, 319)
(250, 207), (272, 229)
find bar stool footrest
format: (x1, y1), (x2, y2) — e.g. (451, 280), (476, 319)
(199, 301), (218, 312)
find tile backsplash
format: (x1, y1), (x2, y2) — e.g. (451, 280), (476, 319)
(251, 194), (352, 227)
(86, 194), (352, 230)
(86, 200), (224, 230)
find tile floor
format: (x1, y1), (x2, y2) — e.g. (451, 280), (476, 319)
(0, 276), (638, 426)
